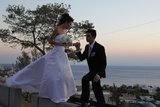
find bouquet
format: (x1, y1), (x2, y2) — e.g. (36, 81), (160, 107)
(60, 36), (72, 43)
(60, 36), (72, 53)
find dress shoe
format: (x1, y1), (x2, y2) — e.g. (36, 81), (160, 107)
(77, 102), (89, 107)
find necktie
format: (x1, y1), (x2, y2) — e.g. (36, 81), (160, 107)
(88, 46), (92, 57)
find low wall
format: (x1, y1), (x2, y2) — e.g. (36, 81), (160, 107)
(68, 95), (118, 107)
(0, 85), (117, 107)
(0, 85), (22, 107)
(31, 94), (77, 107)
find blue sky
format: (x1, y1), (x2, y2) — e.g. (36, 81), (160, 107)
(0, 0), (160, 66)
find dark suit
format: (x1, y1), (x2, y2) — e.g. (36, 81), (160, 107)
(76, 42), (107, 103)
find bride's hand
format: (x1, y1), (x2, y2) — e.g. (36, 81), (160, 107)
(67, 42), (73, 46)
(62, 42), (72, 47)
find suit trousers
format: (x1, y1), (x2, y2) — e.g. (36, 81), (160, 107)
(80, 72), (105, 103)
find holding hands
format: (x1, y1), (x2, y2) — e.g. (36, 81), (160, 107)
(73, 42), (81, 51)
(62, 42), (72, 47)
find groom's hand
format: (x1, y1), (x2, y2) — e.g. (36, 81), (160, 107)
(73, 42), (81, 51)
(93, 74), (100, 82)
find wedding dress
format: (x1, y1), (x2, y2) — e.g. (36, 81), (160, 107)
(5, 34), (76, 103)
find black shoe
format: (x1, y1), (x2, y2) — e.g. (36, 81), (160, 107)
(77, 103), (89, 107)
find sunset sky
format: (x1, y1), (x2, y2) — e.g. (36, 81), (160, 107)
(0, 0), (160, 66)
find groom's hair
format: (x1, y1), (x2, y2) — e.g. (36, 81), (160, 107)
(85, 29), (97, 38)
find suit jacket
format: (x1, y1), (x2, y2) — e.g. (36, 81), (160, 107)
(76, 42), (107, 78)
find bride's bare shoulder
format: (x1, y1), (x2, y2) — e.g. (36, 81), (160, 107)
(56, 26), (66, 35)
(50, 26), (64, 40)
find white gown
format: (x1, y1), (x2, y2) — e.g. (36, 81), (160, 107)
(5, 34), (76, 103)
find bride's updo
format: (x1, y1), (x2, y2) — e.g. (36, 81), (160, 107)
(57, 13), (74, 25)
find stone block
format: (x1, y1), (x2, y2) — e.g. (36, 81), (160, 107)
(31, 95), (77, 107)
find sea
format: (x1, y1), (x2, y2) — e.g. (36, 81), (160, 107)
(1, 64), (160, 87)
(71, 65), (160, 87)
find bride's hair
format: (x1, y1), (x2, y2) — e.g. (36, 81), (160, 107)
(57, 13), (74, 25)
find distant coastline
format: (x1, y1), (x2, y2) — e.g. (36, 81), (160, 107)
(1, 64), (160, 87)
(1, 63), (160, 68)
(0, 64), (15, 68)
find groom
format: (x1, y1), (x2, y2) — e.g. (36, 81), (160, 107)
(74, 29), (107, 107)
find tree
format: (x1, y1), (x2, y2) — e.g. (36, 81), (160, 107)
(110, 83), (121, 105)
(15, 51), (31, 70)
(0, 3), (94, 56)
(31, 48), (42, 61)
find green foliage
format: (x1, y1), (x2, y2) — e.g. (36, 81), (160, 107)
(0, 68), (11, 77)
(31, 48), (43, 61)
(103, 84), (151, 106)
(154, 92), (160, 100)
(154, 87), (160, 100)
(156, 87), (160, 92)
(117, 84), (128, 93)
(102, 84), (110, 91)
(15, 51), (31, 71)
(71, 20), (94, 40)
(109, 84), (121, 105)
(22, 92), (32, 102)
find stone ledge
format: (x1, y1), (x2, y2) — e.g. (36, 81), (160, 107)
(0, 85), (22, 107)
(31, 94), (77, 107)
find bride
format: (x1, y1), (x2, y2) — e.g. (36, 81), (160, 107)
(5, 13), (76, 103)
